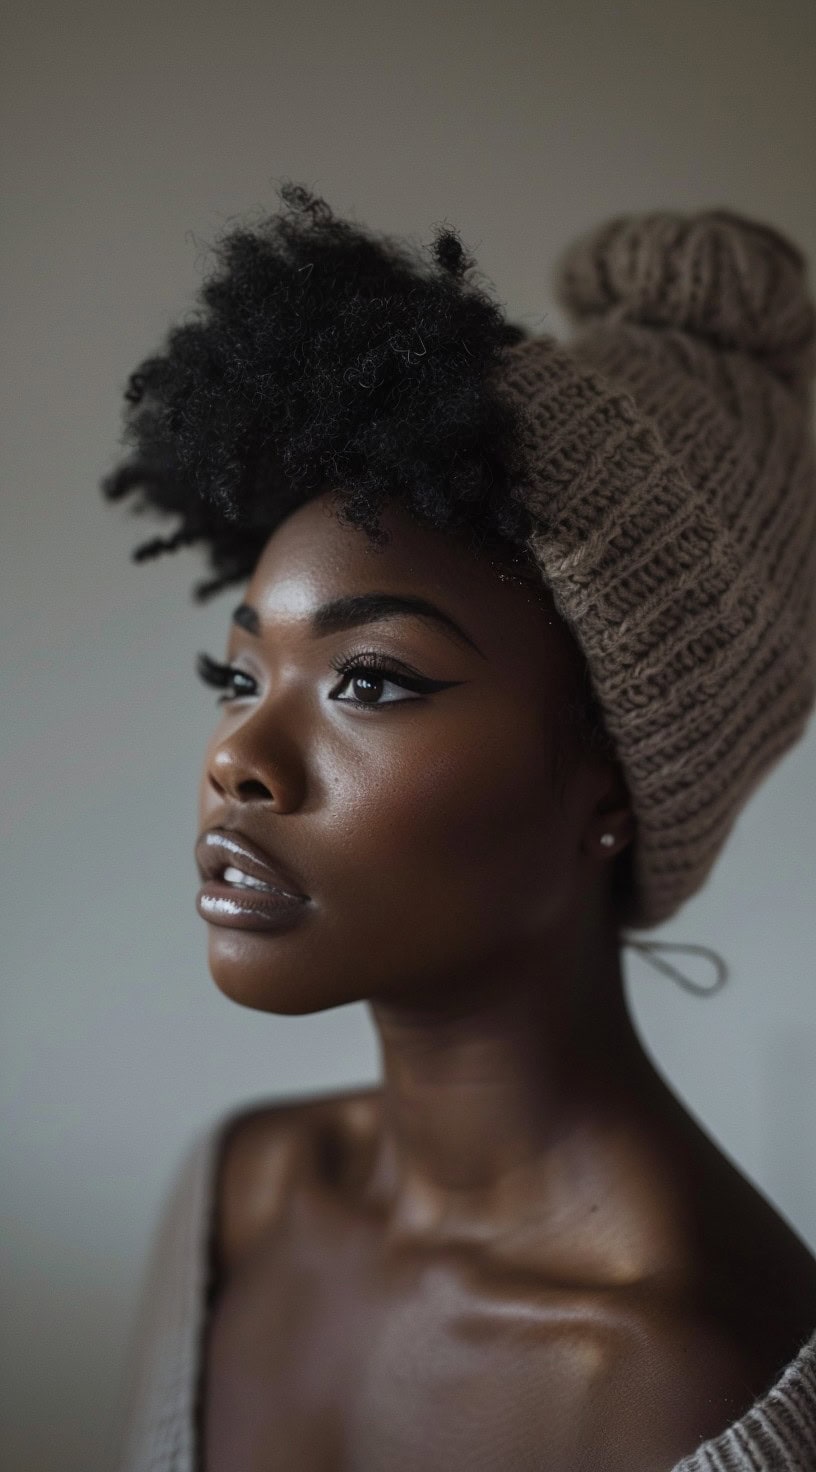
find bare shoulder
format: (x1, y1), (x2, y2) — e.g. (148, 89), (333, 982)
(213, 1085), (382, 1279)
(564, 1296), (773, 1472)
(575, 1195), (816, 1469)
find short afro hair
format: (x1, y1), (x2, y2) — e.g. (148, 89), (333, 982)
(100, 180), (548, 602)
(100, 181), (621, 826)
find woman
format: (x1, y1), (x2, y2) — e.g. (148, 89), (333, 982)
(103, 185), (816, 1470)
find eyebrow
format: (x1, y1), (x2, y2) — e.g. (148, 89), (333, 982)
(231, 593), (485, 658)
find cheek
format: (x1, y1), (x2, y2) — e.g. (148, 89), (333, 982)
(323, 704), (575, 956)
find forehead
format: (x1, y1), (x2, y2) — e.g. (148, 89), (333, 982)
(241, 492), (562, 657)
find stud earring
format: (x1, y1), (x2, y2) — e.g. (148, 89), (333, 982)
(600, 833), (616, 849)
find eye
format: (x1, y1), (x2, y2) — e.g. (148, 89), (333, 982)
(328, 652), (432, 708)
(195, 648), (463, 710)
(195, 652), (256, 704)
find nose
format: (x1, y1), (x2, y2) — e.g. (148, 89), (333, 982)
(203, 720), (306, 813)
(207, 763), (276, 805)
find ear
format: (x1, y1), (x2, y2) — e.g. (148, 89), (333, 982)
(583, 762), (636, 862)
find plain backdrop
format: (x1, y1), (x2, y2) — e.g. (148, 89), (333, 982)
(2, 1), (816, 1467)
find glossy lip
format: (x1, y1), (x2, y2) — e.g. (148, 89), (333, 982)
(195, 828), (310, 899)
(196, 878), (309, 931)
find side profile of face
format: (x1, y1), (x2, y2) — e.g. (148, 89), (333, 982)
(196, 490), (632, 1015)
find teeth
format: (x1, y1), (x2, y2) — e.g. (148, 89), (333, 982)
(222, 865), (274, 892)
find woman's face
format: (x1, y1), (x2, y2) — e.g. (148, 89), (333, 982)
(196, 491), (622, 1014)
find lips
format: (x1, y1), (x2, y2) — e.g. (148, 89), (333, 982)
(195, 827), (309, 900)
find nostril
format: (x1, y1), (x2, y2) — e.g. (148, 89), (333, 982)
(235, 777), (272, 800)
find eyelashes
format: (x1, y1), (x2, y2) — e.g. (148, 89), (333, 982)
(195, 651), (256, 704)
(195, 649), (460, 709)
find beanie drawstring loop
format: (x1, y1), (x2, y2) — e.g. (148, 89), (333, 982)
(622, 939), (729, 996)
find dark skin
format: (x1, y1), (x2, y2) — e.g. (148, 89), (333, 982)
(195, 490), (816, 1471)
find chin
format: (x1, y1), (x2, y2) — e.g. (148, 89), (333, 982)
(204, 933), (359, 1016)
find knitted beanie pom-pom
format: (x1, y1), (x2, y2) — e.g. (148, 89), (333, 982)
(554, 208), (816, 404)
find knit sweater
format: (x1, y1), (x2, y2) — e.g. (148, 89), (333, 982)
(114, 1112), (816, 1471)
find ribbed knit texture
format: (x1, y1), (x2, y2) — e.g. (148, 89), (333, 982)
(112, 1112), (816, 1471)
(114, 1118), (226, 1472)
(501, 209), (816, 929)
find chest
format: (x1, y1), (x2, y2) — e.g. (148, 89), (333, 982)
(197, 1195), (610, 1472)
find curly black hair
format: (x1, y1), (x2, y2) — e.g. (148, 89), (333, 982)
(100, 181), (621, 819)
(99, 180), (549, 598)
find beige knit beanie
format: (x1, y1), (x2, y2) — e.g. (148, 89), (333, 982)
(500, 208), (816, 931)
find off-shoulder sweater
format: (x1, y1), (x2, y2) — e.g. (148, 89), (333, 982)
(113, 1111), (816, 1471)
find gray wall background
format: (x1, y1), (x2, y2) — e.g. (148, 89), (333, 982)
(3, 1), (815, 1467)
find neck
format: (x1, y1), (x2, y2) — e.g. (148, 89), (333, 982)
(366, 890), (672, 1254)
